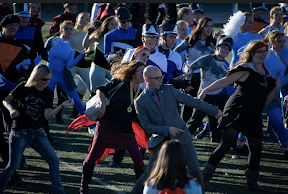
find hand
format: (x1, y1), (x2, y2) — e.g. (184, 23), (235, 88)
(198, 90), (207, 100)
(184, 85), (194, 92)
(62, 98), (74, 107)
(275, 76), (281, 89)
(95, 103), (106, 119)
(284, 95), (288, 108)
(169, 126), (185, 136)
(80, 47), (91, 55)
(213, 30), (221, 40)
(10, 109), (20, 118)
(215, 110), (229, 119)
(87, 26), (95, 35)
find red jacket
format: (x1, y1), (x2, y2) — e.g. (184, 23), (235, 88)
(49, 11), (77, 36)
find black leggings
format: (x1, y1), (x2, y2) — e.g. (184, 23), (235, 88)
(208, 127), (262, 171)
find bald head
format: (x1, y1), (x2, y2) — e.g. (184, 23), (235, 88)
(143, 66), (163, 91)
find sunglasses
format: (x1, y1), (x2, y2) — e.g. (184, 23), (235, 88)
(120, 19), (131, 24)
(41, 78), (51, 81)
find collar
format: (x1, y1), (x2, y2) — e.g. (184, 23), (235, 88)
(240, 30), (249, 35)
(118, 26), (129, 33)
(146, 88), (158, 98)
(150, 47), (157, 54)
(74, 27), (82, 32)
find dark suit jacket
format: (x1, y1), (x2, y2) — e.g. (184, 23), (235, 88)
(135, 84), (218, 149)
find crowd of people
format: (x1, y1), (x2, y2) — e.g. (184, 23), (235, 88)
(0, 2), (288, 194)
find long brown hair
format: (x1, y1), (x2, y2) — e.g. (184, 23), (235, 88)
(187, 16), (215, 48)
(110, 60), (146, 82)
(92, 16), (116, 42)
(144, 140), (194, 190)
(233, 39), (267, 69)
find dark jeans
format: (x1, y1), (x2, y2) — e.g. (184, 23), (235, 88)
(0, 129), (65, 193)
(186, 92), (228, 138)
(181, 73), (201, 122)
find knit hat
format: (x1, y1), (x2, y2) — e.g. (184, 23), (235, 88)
(115, 7), (131, 20)
(0, 14), (20, 27)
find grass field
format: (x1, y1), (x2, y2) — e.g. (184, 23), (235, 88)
(1, 24), (288, 194)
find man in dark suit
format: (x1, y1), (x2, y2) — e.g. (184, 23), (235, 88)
(131, 66), (227, 193)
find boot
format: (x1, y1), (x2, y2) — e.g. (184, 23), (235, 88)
(202, 162), (216, 192)
(133, 164), (145, 180)
(70, 107), (79, 118)
(245, 169), (266, 192)
(79, 162), (95, 194)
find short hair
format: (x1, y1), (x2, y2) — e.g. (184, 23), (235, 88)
(284, 21), (288, 35)
(59, 20), (74, 31)
(176, 20), (188, 28)
(243, 12), (253, 21)
(270, 6), (282, 17)
(177, 7), (192, 21)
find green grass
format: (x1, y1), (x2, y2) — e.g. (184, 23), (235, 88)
(1, 93), (288, 194)
(1, 24), (287, 194)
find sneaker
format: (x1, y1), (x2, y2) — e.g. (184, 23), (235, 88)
(18, 163), (29, 170)
(88, 127), (95, 134)
(196, 130), (208, 139)
(231, 152), (240, 159)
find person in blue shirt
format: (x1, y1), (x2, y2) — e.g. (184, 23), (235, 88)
(259, 6), (284, 37)
(104, 7), (142, 64)
(230, 12), (262, 67)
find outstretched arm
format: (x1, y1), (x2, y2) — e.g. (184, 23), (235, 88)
(198, 70), (249, 100)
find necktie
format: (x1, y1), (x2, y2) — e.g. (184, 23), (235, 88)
(152, 91), (162, 114)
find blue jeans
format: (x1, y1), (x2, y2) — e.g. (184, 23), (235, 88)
(0, 129), (65, 194)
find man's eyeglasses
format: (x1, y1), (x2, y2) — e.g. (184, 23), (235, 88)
(41, 78), (51, 81)
(148, 75), (164, 81)
(120, 19), (131, 24)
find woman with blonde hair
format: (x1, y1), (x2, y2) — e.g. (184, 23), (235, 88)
(143, 140), (202, 194)
(28, 3), (45, 30)
(0, 64), (74, 193)
(79, 60), (146, 194)
(199, 40), (280, 192)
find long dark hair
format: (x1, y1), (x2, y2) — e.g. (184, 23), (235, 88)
(144, 140), (194, 190)
(187, 16), (215, 47)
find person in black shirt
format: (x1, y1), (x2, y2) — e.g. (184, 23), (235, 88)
(0, 64), (74, 193)
(79, 60), (146, 194)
